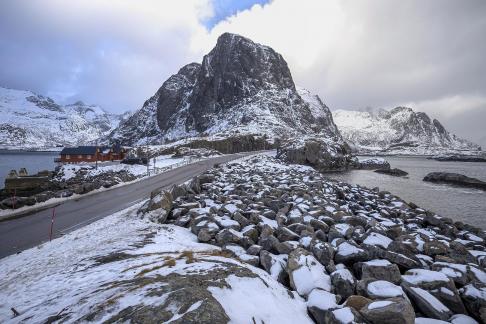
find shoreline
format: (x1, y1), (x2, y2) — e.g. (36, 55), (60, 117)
(0, 152), (262, 222)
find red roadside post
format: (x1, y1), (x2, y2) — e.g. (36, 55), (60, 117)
(49, 207), (56, 241)
(12, 188), (16, 210)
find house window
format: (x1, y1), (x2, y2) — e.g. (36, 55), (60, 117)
(65, 155), (70, 159)
(87, 155), (92, 159)
(78, 155), (83, 159)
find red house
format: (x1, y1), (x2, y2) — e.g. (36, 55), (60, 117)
(57, 145), (127, 163)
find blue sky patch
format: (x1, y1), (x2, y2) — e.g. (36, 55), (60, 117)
(204, 0), (270, 29)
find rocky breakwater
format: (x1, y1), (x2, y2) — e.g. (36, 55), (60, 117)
(139, 154), (486, 323)
(424, 172), (486, 191)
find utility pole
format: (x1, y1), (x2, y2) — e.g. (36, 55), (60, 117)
(95, 140), (99, 170)
(146, 143), (149, 177)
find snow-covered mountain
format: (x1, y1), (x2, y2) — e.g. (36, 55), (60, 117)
(332, 107), (481, 155)
(107, 33), (342, 146)
(0, 87), (127, 150)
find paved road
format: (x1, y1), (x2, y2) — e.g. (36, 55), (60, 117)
(0, 153), (251, 259)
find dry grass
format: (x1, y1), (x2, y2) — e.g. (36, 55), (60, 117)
(200, 250), (234, 258)
(135, 257), (177, 277)
(178, 251), (195, 263)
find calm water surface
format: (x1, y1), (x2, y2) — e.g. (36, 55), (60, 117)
(326, 156), (486, 229)
(0, 150), (58, 189)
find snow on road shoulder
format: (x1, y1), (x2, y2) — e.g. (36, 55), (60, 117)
(0, 200), (311, 323)
(56, 153), (185, 182)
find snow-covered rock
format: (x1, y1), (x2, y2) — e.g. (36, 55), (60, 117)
(360, 297), (415, 324)
(0, 87), (126, 149)
(332, 107), (481, 155)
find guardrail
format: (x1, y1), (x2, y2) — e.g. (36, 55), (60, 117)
(149, 156), (208, 176)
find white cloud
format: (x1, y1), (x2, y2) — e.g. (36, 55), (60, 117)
(0, 0), (212, 111)
(1, 0), (485, 145)
(403, 95), (486, 119)
(193, 0), (486, 145)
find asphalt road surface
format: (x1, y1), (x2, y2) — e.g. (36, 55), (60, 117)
(0, 153), (253, 259)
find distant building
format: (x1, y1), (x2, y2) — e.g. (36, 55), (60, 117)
(57, 145), (127, 163)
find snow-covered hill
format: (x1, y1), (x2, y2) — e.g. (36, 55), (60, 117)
(332, 107), (481, 155)
(107, 33), (343, 147)
(0, 87), (127, 150)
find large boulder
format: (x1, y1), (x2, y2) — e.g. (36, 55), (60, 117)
(359, 259), (402, 284)
(331, 268), (356, 300)
(277, 138), (353, 172)
(401, 284), (452, 321)
(306, 288), (340, 324)
(334, 242), (369, 265)
(323, 306), (366, 324)
(423, 172), (486, 191)
(360, 298), (415, 324)
(259, 250), (289, 285)
(287, 248), (331, 297)
(401, 269), (466, 314)
(358, 279), (407, 300)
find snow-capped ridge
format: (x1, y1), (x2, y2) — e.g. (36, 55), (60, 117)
(332, 107), (480, 155)
(0, 86), (126, 149)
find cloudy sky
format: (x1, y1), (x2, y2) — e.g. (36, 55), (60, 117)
(1, 0), (485, 146)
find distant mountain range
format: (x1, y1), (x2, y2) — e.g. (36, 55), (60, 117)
(1, 33), (480, 157)
(332, 107), (481, 155)
(0, 87), (128, 150)
(106, 33), (342, 147)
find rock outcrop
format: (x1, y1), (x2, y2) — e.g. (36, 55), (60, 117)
(277, 138), (353, 171)
(423, 172), (486, 190)
(375, 168), (409, 177)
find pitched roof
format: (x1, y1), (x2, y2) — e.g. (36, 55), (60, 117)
(60, 145), (125, 155)
(60, 146), (99, 155)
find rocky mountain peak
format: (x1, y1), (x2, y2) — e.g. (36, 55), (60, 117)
(177, 62), (201, 81)
(202, 32), (295, 91)
(109, 33), (343, 148)
(391, 106), (414, 114)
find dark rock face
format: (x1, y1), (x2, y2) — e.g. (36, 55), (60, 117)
(188, 33), (296, 132)
(154, 33), (340, 141)
(108, 33), (344, 156)
(156, 63), (201, 134)
(423, 172), (486, 190)
(107, 63), (201, 146)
